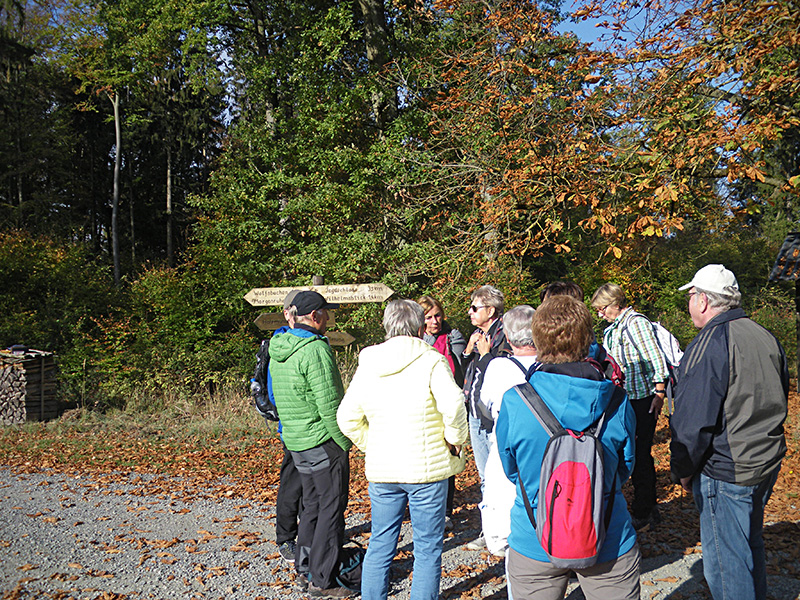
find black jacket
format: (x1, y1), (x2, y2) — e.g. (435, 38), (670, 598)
(462, 318), (512, 430)
(670, 308), (788, 486)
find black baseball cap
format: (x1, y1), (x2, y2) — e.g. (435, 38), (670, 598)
(293, 290), (339, 316)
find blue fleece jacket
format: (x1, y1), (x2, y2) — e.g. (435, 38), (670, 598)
(496, 363), (637, 564)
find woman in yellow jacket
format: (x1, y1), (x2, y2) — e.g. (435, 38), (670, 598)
(337, 299), (469, 600)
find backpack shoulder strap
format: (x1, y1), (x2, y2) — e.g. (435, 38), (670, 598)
(508, 357), (539, 380)
(513, 382), (564, 437)
(619, 312), (652, 359)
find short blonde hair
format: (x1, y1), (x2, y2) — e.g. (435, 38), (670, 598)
(590, 283), (626, 311)
(417, 295), (444, 317)
(531, 296), (593, 363)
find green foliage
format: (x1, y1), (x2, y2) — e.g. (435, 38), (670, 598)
(2, 0), (799, 413)
(62, 261), (255, 409)
(0, 231), (116, 353)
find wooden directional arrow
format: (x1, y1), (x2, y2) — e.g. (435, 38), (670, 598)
(326, 331), (355, 346)
(244, 283), (394, 307)
(254, 311), (336, 331)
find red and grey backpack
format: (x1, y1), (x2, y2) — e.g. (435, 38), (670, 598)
(513, 382), (625, 569)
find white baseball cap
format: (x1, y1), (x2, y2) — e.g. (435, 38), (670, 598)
(679, 264), (739, 296)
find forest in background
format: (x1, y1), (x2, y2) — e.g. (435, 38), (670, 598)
(1, 0), (798, 409)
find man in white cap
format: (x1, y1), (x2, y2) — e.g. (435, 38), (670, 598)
(671, 264), (788, 600)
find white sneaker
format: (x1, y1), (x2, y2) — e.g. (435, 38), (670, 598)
(466, 535), (486, 550)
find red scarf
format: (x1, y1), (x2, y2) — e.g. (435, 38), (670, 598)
(432, 332), (456, 376)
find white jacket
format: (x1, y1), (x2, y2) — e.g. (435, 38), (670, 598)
(337, 336), (468, 484)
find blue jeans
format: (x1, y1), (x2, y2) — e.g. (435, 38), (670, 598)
(469, 413), (491, 493)
(693, 468), (780, 600)
(362, 480), (448, 600)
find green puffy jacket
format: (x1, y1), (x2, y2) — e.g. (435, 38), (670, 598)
(268, 329), (351, 452)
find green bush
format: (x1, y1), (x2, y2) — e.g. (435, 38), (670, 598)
(0, 231), (116, 354)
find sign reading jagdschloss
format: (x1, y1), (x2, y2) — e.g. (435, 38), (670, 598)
(244, 283), (394, 307)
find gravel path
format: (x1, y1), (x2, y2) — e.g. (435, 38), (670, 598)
(1, 468), (798, 599)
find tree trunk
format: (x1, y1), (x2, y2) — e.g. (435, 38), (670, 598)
(129, 161), (136, 266)
(109, 90), (122, 285)
(166, 144), (174, 267)
(127, 87), (135, 266)
(357, 0), (396, 133)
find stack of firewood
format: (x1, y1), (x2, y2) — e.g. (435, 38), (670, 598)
(0, 349), (58, 424)
(0, 360), (26, 425)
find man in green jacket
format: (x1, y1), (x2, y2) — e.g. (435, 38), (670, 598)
(269, 290), (352, 598)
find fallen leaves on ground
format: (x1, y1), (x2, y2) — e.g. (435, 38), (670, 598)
(1, 390), (799, 588)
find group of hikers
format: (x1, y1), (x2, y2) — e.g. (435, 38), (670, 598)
(255, 263), (789, 600)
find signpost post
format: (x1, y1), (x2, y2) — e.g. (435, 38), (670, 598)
(246, 282), (394, 346)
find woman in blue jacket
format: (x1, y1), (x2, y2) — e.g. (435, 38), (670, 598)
(495, 295), (640, 599)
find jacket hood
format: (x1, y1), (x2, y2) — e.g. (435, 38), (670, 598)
(269, 328), (323, 362)
(529, 368), (620, 431)
(358, 336), (439, 377)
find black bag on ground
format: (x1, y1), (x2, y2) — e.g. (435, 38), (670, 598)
(334, 541), (365, 591)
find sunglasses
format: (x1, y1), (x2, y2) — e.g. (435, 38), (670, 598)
(469, 304), (487, 313)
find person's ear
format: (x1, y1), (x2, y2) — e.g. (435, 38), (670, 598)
(699, 293), (709, 312)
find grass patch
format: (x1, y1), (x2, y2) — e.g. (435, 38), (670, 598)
(0, 383), (282, 481)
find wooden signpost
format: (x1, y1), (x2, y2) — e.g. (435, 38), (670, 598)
(246, 282), (394, 346)
(254, 310), (336, 331)
(244, 283), (394, 307)
(325, 331), (356, 346)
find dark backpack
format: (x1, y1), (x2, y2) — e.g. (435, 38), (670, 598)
(588, 352), (625, 389)
(513, 382), (624, 569)
(251, 339), (279, 422)
(327, 542), (365, 591)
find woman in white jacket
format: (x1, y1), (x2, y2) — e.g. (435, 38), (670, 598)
(337, 299), (469, 600)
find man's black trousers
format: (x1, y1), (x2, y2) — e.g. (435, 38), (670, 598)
(290, 438), (350, 589)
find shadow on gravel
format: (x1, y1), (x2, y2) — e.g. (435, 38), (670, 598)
(664, 560), (710, 600)
(441, 560), (506, 599)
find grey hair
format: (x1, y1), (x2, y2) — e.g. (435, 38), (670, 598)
(471, 285), (505, 316)
(295, 311), (319, 326)
(503, 305), (536, 348)
(697, 288), (741, 310)
(383, 299), (425, 340)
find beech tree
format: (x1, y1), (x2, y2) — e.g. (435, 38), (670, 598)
(191, 0), (405, 296)
(588, 0), (800, 240)
(384, 0), (800, 298)
(390, 0), (625, 292)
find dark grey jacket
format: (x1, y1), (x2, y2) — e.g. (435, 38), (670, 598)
(462, 318), (512, 430)
(670, 308), (788, 486)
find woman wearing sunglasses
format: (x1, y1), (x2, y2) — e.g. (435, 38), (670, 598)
(462, 285), (512, 551)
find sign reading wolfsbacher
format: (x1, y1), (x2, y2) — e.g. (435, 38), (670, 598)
(244, 283), (394, 307)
